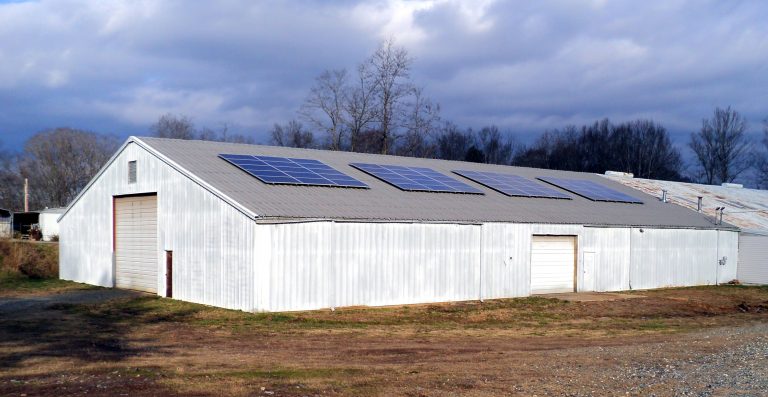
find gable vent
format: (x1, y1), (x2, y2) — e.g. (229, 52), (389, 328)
(128, 160), (137, 184)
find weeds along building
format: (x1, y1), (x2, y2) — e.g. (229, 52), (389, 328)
(59, 137), (739, 312)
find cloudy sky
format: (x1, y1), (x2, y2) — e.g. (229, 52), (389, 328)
(0, 0), (766, 151)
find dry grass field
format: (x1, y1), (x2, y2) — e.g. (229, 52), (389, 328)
(1, 272), (767, 396)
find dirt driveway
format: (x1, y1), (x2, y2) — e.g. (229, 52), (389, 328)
(0, 288), (140, 315)
(1, 286), (767, 396)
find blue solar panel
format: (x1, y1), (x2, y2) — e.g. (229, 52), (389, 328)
(220, 154), (369, 188)
(350, 163), (483, 194)
(537, 177), (643, 204)
(453, 170), (571, 199)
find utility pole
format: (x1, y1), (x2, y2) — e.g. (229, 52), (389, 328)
(23, 178), (28, 212)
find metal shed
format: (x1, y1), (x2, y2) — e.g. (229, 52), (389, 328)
(604, 174), (768, 285)
(38, 207), (65, 241)
(11, 211), (39, 239)
(0, 208), (10, 238)
(58, 137), (740, 312)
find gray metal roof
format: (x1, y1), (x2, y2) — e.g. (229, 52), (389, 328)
(39, 207), (66, 214)
(604, 175), (767, 234)
(138, 137), (735, 230)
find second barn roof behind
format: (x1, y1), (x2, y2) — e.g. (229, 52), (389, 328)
(604, 174), (767, 234)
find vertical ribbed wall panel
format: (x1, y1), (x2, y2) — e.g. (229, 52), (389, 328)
(630, 228), (718, 289)
(583, 227), (631, 292)
(737, 234), (768, 284)
(716, 230), (739, 283)
(480, 223), (531, 299)
(59, 142), (259, 312)
(262, 222), (481, 311)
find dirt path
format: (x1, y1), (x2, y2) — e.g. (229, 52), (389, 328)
(0, 288), (140, 315)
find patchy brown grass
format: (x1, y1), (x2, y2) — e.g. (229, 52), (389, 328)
(1, 285), (767, 396)
(0, 270), (95, 297)
(68, 285), (768, 338)
(0, 239), (59, 279)
(0, 240), (95, 297)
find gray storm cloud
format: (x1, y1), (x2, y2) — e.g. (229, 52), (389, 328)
(0, 0), (766, 148)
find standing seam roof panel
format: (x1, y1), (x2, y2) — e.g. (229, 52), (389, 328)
(138, 137), (734, 230)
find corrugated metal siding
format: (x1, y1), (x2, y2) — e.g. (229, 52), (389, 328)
(584, 227), (631, 292)
(59, 142), (260, 311)
(629, 228), (718, 289)
(39, 213), (61, 241)
(480, 223), (530, 299)
(267, 222), (333, 311)
(262, 222), (481, 311)
(260, 223), (719, 312)
(0, 220), (10, 238)
(738, 234), (768, 284)
(717, 230), (739, 283)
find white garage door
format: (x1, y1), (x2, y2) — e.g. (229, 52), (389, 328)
(531, 235), (576, 294)
(115, 195), (158, 293)
(738, 234), (768, 285)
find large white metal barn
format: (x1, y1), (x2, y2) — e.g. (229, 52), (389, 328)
(59, 137), (740, 312)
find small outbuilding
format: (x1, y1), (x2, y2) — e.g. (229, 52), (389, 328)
(0, 208), (11, 238)
(604, 174), (768, 285)
(12, 211), (39, 239)
(9, 208), (64, 241)
(59, 137), (740, 312)
(38, 207), (65, 241)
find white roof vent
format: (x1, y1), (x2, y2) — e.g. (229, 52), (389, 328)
(721, 183), (743, 189)
(605, 171), (634, 178)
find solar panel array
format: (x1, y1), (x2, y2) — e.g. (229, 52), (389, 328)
(219, 152), (645, 204)
(453, 170), (571, 199)
(219, 154), (369, 188)
(350, 163), (483, 194)
(537, 176), (643, 204)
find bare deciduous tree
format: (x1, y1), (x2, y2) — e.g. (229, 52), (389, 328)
(755, 119), (768, 188)
(152, 113), (196, 139)
(512, 119), (684, 180)
(151, 114), (254, 144)
(513, 126), (582, 171)
(19, 128), (119, 208)
(287, 39), (437, 156)
(221, 132), (256, 144)
(366, 38), (414, 154)
(689, 106), (752, 184)
(198, 127), (220, 141)
(436, 122), (473, 161)
(300, 69), (349, 150)
(0, 141), (23, 211)
(269, 120), (315, 149)
(397, 87), (440, 158)
(478, 125), (516, 165)
(345, 63), (378, 152)
(610, 120), (683, 180)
